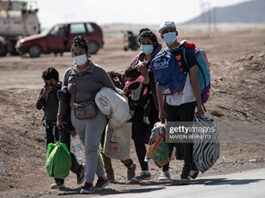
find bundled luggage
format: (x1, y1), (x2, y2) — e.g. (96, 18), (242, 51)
(95, 87), (131, 129)
(145, 122), (169, 167)
(103, 123), (132, 161)
(193, 114), (220, 173)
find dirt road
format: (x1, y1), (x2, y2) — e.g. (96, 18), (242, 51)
(0, 28), (265, 197)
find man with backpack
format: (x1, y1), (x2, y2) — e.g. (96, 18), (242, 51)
(153, 21), (204, 184)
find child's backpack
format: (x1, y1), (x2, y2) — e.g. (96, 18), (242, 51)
(151, 48), (188, 95)
(180, 41), (211, 104)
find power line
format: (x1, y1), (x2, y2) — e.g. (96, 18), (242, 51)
(200, 0), (217, 33)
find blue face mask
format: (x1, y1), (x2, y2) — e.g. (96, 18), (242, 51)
(140, 45), (154, 55)
(163, 32), (177, 45)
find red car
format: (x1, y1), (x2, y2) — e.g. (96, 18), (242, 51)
(16, 22), (104, 57)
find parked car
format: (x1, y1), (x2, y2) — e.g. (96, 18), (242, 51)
(16, 21), (104, 57)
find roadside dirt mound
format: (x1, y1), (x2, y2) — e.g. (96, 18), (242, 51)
(207, 51), (265, 121)
(1, 50), (265, 196)
(0, 89), (48, 193)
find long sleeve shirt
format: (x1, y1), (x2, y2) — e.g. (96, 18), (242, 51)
(36, 82), (62, 122)
(57, 61), (116, 123)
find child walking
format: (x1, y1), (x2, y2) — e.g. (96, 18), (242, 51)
(36, 67), (84, 189)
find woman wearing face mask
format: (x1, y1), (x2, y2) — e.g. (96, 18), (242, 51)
(126, 28), (162, 182)
(57, 36), (116, 194)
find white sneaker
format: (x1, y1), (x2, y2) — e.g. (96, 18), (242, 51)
(159, 171), (171, 181)
(50, 183), (65, 189)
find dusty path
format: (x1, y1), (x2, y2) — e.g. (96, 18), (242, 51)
(0, 28), (265, 197)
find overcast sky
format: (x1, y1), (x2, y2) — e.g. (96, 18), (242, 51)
(37, 0), (249, 28)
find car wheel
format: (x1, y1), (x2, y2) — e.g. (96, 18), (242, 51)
(29, 45), (41, 58)
(0, 41), (7, 57)
(87, 42), (99, 55)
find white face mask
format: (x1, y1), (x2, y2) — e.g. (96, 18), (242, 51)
(73, 54), (87, 66)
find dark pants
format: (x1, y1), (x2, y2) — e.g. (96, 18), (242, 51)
(162, 144), (176, 172)
(130, 95), (152, 118)
(100, 128), (133, 175)
(45, 124), (81, 184)
(164, 102), (196, 178)
(131, 99), (159, 171)
(45, 123), (60, 150)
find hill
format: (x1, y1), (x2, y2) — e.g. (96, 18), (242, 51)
(184, 0), (265, 24)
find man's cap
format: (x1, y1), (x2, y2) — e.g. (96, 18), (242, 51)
(159, 21), (176, 34)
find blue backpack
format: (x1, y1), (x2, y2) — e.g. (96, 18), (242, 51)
(151, 41), (210, 104)
(151, 48), (187, 95)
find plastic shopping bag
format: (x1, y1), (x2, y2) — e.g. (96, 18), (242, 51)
(46, 141), (72, 179)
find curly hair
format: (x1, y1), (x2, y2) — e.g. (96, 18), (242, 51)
(71, 36), (89, 53)
(138, 28), (159, 49)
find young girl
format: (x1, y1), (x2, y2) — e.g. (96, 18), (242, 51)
(124, 66), (151, 125)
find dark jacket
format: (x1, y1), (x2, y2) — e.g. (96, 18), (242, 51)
(36, 82), (62, 122)
(129, 44), (162, 112)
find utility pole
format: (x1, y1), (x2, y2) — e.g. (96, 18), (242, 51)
(212, 6), (217, 32)
(200, 0), (206, 23)
(200, 0), (217, 33)
(206, 1), (212, 33)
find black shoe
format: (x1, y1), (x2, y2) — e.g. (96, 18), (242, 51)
(189, 169), (199, 179)
(76, 165), (85, 185)
(80, 182), (94, 194)
(131, 171), (151, 182)
(106, 173), (115, 183)
(95, 177), (109, 190)
(189, 163), (199, 179)
(127, 163), (136, 180)
(180, 176), (191, 185)
(181, 165), (191, 180)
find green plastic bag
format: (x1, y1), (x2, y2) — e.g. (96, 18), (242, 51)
(46, 141), (72, 179)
